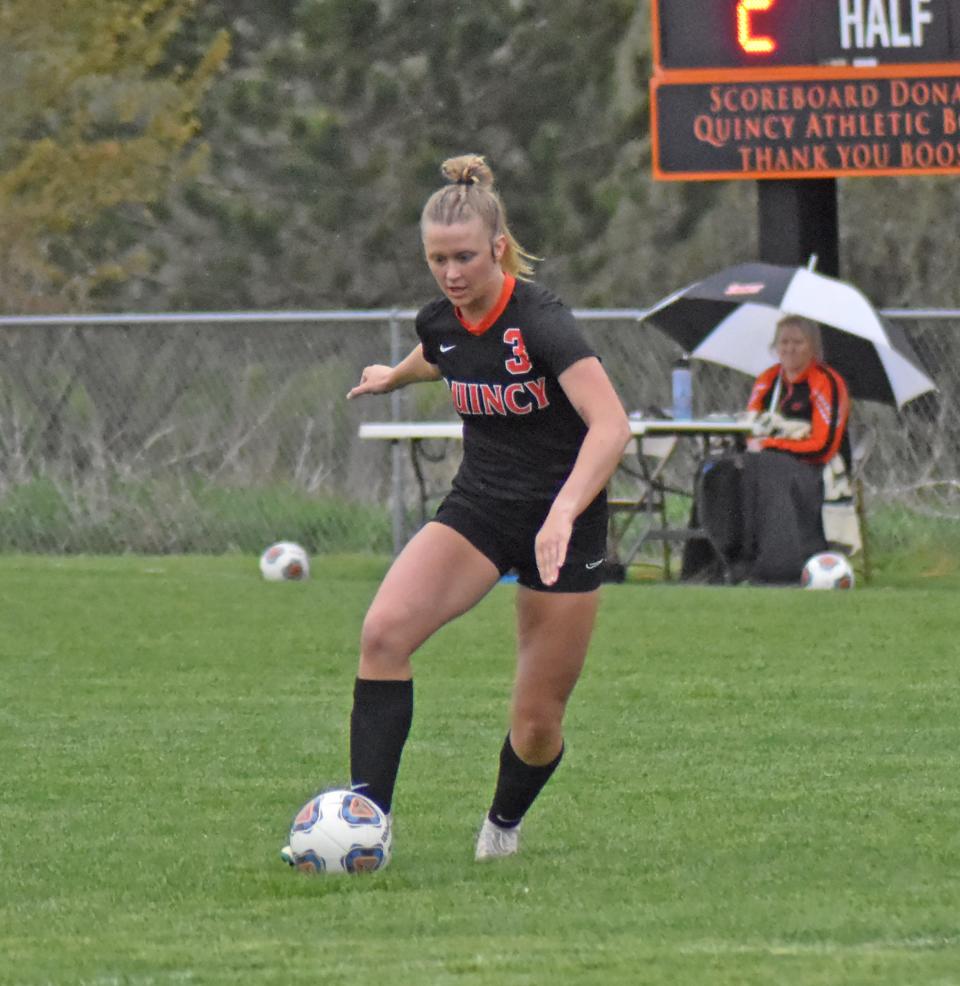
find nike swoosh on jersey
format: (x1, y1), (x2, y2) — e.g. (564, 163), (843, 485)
(584, 559), (605, 570)
(439, 343), (456, 352)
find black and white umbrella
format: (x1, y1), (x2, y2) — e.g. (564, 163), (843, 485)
(643, 262), (936, 408)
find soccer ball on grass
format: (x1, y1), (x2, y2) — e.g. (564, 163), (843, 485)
(801, 551), (855, 590)
(287, 789), (391, 874)
(259, 541), (310, 581)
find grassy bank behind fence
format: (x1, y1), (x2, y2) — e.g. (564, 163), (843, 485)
(0, 478), (394, 554)
(0, 478), (958, 594)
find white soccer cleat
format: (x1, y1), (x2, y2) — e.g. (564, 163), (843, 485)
(474, 816), (521, 861)
(280, 844), (295, 867)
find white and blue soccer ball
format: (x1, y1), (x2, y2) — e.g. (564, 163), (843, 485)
(287, 789), (391, 874)
(259, 541), (310, 582)
(801, 551), (855, 590)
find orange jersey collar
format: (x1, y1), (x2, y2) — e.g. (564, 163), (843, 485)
(455, 273), (516, 336)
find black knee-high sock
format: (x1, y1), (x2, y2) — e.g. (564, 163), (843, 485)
(488, 734), (564, 829)
(349, 678), (413, 814)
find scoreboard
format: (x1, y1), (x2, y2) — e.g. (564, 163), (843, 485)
(656, 0), (960, 70)
(651, 0), (960, 178)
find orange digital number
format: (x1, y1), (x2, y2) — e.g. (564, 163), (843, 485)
(736, 0), (777, 55)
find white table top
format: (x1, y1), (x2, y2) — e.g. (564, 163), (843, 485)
(358, 418), (752, 440)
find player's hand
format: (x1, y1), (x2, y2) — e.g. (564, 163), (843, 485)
(535, 510), (574, 587)
(347, 364), (395, 399)
(746, 436), (765, 453)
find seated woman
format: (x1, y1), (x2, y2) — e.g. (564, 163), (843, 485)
(738, 314), (850, 584)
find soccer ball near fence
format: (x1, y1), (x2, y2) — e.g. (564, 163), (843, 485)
(287, 790), (392, 874)
(259, 541), (310, 581)
(801, 551), (855, 590)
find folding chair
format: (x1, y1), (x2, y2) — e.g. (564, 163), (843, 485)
(822, 427), (874, 582)
(851, 430), (874, 582)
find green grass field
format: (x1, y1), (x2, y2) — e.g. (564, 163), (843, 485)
(2, 554), (959, 985)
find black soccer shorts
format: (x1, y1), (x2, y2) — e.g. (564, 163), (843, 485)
(433, 488), (608, 592)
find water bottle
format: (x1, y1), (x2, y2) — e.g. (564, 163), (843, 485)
(671, 354), (693, 420)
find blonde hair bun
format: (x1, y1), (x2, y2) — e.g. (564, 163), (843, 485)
(440, 154), (494, 189)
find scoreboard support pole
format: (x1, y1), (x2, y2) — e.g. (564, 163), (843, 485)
(757, 178), (839, 276)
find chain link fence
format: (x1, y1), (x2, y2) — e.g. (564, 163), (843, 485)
(0, 308), (956, 557)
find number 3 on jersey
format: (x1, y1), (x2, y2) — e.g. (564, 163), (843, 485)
(503, 328), (532, 375)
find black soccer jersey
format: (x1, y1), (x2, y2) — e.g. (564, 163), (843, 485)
(417, 275), (596, 501)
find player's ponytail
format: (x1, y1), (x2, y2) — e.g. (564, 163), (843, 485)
(421, 154), (538, 280)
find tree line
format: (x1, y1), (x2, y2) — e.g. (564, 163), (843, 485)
(2, 0), (958, 318)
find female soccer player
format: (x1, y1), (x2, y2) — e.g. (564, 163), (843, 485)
(317, 154), (629, 861)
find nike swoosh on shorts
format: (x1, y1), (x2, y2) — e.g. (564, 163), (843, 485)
(585, 559), (605, 570)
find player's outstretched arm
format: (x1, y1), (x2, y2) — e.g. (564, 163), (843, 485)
(347, 344), (442, 399)
(535, 357), (631, 585)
